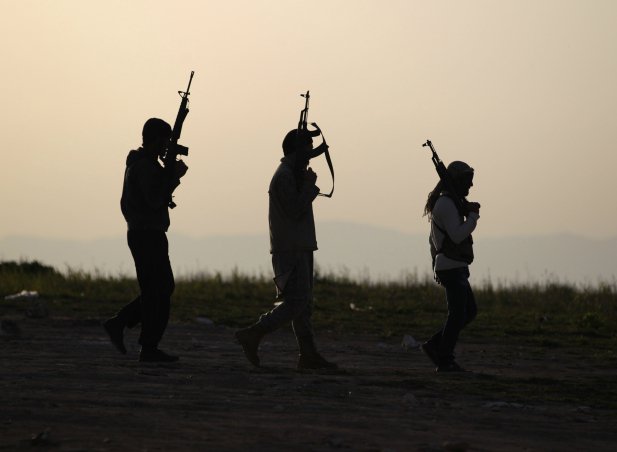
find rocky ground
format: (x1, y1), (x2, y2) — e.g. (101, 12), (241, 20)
(1, 317), (616, 451)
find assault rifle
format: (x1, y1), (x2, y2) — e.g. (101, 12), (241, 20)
(164, 70), (194, 208)
(423, 139), (476, 271)
(422, 139), (467, 214)
(297, 91), (334, 198)
(298, 90), (312, 132)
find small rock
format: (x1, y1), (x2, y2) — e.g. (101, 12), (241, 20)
(402, 392), (419, 406)
(30, 428), (59, 447)
(195, 316), (214, 326)
(326, 436), (345, 448)
(26, 301), (49, 319)
(483, 401), (510, 409)
(0, 319), (21, 337)
(401, 334), (420, 350)
(4, 290), (39, 301)
(442, 441), (469, 452)
(575, 405), (592, 414)
(139, 370), (169, 377)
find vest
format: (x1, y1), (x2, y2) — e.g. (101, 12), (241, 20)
(429, 194), (474, 266)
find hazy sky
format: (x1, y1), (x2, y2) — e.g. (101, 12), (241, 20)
(2, 0), (616, 241)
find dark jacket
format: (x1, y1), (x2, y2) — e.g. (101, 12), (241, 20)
(120, 148), (180, 231)
(268, 156), (320, 253)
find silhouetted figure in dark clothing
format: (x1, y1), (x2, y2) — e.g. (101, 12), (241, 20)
(421, 161), (480, 372)
(235, 128), (337, 370)
(104, 118), (188, 362)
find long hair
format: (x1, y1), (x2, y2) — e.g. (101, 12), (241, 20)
(423, 179), (444, 219)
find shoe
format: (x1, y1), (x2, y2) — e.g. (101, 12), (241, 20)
(436, 361), (466, 373)
(296, 335), (338, 370)
(297, 353), (338, 370)
(235, 324), (268, 368)
(421, 341), (440, 367)
(103, 317), (127, 354)
(139, 348), (179, 363)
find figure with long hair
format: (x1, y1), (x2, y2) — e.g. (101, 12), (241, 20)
(422, 160), (480, 372)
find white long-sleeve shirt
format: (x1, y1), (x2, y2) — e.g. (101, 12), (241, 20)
(430, 196), (480, 271)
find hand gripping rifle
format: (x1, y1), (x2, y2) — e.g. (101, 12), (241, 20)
(163, 70), (194, 208)
(422, 139), (468, 214)
(298, 91), (335, 198)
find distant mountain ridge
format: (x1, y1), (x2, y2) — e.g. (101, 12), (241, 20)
(1, 222), (615, 286)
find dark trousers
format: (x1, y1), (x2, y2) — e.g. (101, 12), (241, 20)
(115, 230), (175, 348)
(259, 251), (314, 340)
(429, 267), (477, 364)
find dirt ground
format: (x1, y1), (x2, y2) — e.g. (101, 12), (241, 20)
(1, 317), (616, 452)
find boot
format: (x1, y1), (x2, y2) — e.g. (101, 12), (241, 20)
(139, 346), (179, 363)
(420, 340), (440, 368)
(103, 316), (127, 354)
(235, 323), (269, 367)
(296, 335), (338, 370)
(436, 361), (467, 373)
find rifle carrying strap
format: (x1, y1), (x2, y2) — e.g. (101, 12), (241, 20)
(314, 128), (334, 198)
(318, 147), (335, 198)
(298, 116), (334, 198)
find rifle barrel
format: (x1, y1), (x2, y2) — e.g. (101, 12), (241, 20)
(185, 71), (194, 94)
